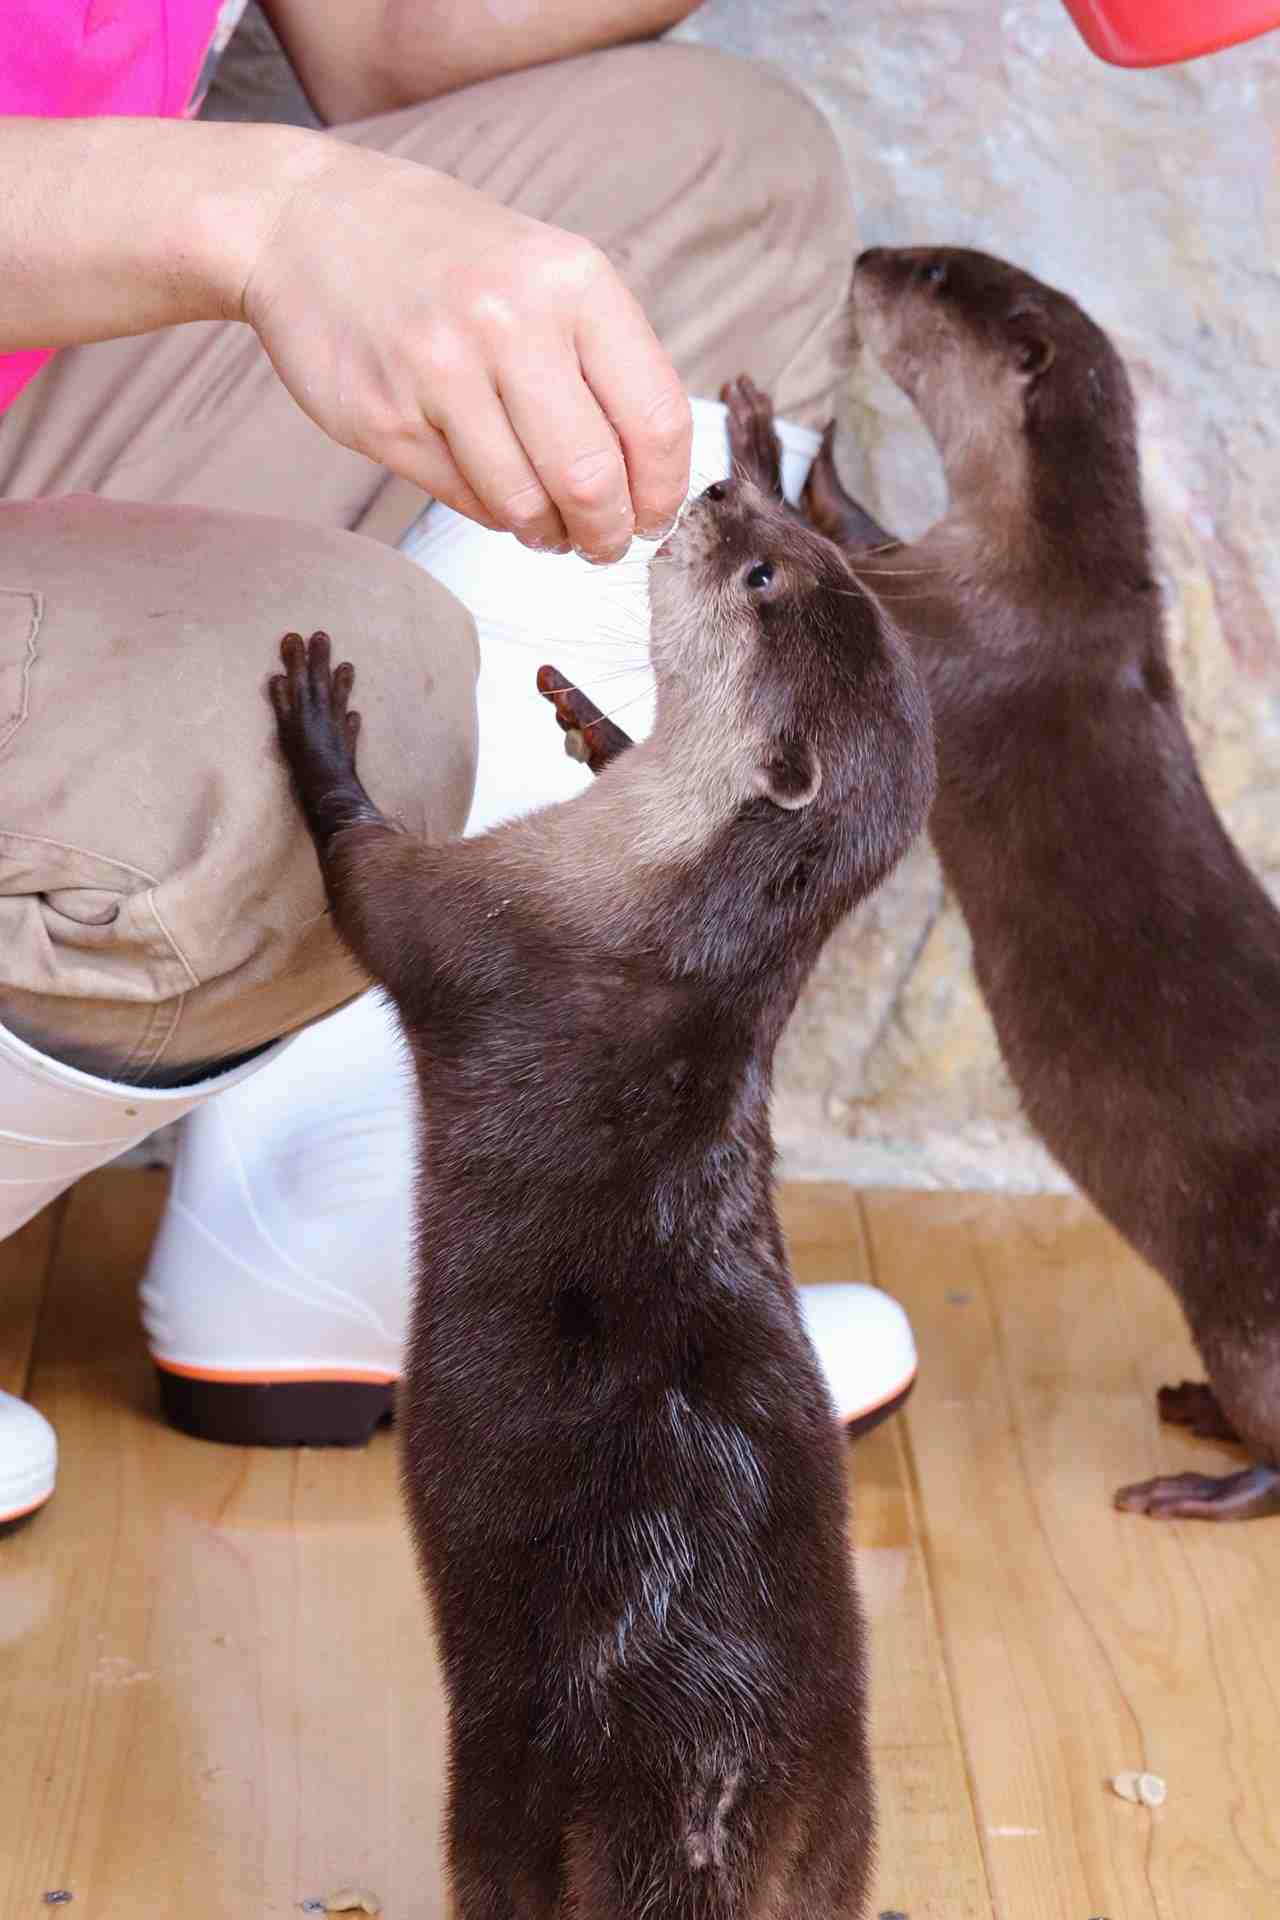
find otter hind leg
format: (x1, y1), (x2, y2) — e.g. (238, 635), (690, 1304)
(1120, 1337), (1280, 1518)
(1156, 1379), (1241, 1443)
(1114, 1465), (1280, 1522)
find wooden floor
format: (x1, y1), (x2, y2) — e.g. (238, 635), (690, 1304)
(3, 1172), (1280, 1918)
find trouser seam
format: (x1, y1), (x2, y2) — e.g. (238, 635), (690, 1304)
(0, 827), (160, 887)
(0, 586), (41, 756)
(141, 890), (201, 994)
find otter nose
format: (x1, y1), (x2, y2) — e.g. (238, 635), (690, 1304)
(702, 478), (736, 503)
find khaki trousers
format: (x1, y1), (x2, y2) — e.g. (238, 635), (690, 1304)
(0, 42), (855, 1085)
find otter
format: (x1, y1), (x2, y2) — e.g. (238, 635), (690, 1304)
(698, 253), (1280, 1522)
(268, 471), (935, 1920)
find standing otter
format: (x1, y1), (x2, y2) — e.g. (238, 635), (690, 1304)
(269, 472), (935, 1920)
(712, 250), (1280, 1521)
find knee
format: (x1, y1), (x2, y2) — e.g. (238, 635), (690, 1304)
(614, 44), (855, 288)
(582, 44), (855, 418)
(386, 556), (481, 840)
(274, 523), (481, 844)
(0, 498), (480, 1078)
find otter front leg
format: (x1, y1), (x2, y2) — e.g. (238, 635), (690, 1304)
(803, 424), (899, 552)
(270, 631), (418, 991)
(270, 631), (387, 852)
(1115, 1465), (1280, 1521)
(720, 373), (898, 552)
(536, 664), (633, 776)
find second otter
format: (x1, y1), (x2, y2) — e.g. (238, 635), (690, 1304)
(722, 249), (1280, 1521)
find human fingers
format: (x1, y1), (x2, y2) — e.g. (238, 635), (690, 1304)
(497, 336), (635, 562)
(575, 269), (692, 543)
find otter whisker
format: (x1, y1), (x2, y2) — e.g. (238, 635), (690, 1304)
(846, 566), (947, 577)
(480, 625), (650, 658)
(575, 686), (655, 729)
(538, 666), (653, 696)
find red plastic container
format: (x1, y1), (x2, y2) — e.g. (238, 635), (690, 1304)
(1061, 0), (1280, 64)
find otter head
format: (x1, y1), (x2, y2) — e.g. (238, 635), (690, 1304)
(646, 475), (935, 925)
(851, 246), (1140, 537)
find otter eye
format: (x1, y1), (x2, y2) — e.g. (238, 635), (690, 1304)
(746, 562), (774, 591)
(923, 259), (947, 288)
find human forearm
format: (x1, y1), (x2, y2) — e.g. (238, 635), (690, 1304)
(0, 111), (689, 558)
(0, 116), (330, 351)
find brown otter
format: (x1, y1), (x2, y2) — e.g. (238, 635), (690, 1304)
(268, 471), (935, 1920)
(704, 253), (1280, 1522)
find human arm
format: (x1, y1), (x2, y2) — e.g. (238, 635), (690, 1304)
(0, 116), (311, 352)
(0, 115), (690, 558)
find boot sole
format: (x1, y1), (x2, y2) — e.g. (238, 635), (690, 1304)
(0, 1488), (55, 1535)
(155, 1367), (395, 1448)
(844, 1373), (915, 1441)
(155, 1367), (912, 1451)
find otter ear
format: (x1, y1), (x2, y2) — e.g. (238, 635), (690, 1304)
(1007, 305), (1055, 382)
(752, 737), (822, 811)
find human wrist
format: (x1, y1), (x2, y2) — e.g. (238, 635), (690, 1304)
(183, 120), (339, 326)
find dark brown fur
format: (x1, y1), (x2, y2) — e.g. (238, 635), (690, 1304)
(268, 473), (935, 1920)
(723, 248), (1280, 1521)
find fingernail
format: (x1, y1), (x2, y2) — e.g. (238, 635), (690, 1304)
(635, 516), (678, 542)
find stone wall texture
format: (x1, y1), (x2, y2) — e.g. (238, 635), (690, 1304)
(679, 0), (1280, 1189)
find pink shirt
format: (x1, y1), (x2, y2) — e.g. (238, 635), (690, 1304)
(0, 0), (245, 411)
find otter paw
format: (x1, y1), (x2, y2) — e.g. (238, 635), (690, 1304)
(1156, 1380), (1240, 1443)
(801, 424), (848, 539)
(1114, 1465), (1280, 1522)
(721, 375), (784, 498)
(269, 631), (361, 786)
(801, 425), (896, 552)
(536, 664), (633, 775)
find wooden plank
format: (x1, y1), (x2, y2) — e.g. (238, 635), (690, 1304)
(0, 1196), (63, 1400)
(0, 1165), (448, 1920)
(2, 1170), (994, 1919)
(866, 1187), (1280, 1920)
(780, 1183), (992, 1920)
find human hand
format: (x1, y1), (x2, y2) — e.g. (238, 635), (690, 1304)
(241, 144), (691, 561)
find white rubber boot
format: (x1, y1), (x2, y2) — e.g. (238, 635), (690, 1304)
(797, 1283), (917, 1433)
(0, 1016), (287, 1522)
(0, 1393), (57, 1530)
(139, 395), (917, 1451)
(142, 985), (916, 1441)
(140, 990), (414, 1446)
